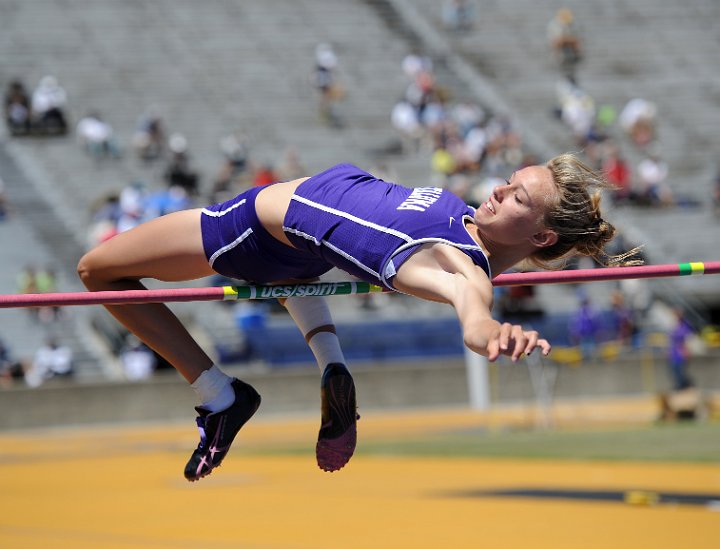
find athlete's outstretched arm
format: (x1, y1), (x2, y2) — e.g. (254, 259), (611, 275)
(393, 244), (551, 361)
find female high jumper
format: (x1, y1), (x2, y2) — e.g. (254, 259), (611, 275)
(77, 153), (632, 481)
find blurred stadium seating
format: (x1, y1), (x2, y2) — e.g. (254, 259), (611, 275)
(1, 0), (718, 379)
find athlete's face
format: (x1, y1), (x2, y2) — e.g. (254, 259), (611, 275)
(474, 165), (558, 248)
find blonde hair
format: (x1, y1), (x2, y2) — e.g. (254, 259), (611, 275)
(529, 153), (642, 269)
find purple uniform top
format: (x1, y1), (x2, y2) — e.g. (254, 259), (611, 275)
(283, 163), (491, 289)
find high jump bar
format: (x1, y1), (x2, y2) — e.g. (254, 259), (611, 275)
(1, 261), (718, 309)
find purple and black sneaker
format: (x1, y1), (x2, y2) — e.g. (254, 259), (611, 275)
(316, 363), (359, 472)
(184, 379), (261, 482)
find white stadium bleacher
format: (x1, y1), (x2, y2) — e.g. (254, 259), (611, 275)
(1, 0), (718, 375)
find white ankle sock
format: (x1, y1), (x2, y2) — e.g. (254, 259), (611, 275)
(307, 331), (346, 369)
(283, 296), (345, 369)
(191, 365), (235, 412)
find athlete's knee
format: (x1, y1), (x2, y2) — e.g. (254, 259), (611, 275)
(77, 248), (110, 289)
(77, 252), (95, 288)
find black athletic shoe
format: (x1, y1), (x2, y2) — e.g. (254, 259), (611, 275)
(316, 363), (359, 472)
(184, 379), (261, 482)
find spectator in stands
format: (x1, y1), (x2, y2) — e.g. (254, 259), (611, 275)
(430, 144), (457, 186)
(14, 264), (59, 322)
(569, 293), (600, 360)
(211, 132), (250, 203)
(117, 181), (147, 233)
(87, 194), (122, 248)
(395, 53), (506, 173)
(442, 0), (476, 32)
(76, 112), (122, 159)
(497, 284), (541, 321)
(609, 289), (635, 346)
(0, 336), (26, 388)
(547, 8), (582, 78)
(452, 101), (485, 139)
(164, 133), (199, 196)
(619, 98), (657, 148)
(391, 98), (424, 153)
(405, 68), (436, 127)
(132, 106), (166, 162)
(78, 153), (637, 481)
(667, 308), (695, 391)
(17, 265), (38, 295)
(17, 265), (40, 322)
(601, 142), (632, 204)
(458, 120), (488, 172)
(481, 115), (523, 175)
(420, 87), (450, 134)
(120, 335), (156, 381)
(594, 104), (617, 138)
(0, 176), (8, 221)
(220, 132), (250, 176)
(313, 43), (344, 128)
(619, 277), (652, 327)
(144, 185), (192, 219)
(4, 80), (31, 135)
(212, 158), (244, 204)
(401, 50), (433, 81)
(396, 46), (528, 182)
(637, 152), (671, 206)
(555, 78), (596, 146)
(252, 163), (279, 187)
(25, 337), (74, 388)
(30, 75), (68, 134)
(35, 266), (61, 323)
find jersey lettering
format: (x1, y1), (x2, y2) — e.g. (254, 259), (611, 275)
(396, 187), (443, 212)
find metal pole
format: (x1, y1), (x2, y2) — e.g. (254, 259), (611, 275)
(465, 347), (490, 410)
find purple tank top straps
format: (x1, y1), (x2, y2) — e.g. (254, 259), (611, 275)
(283, 164), (490, 288)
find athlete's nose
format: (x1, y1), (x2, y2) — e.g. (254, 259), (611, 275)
(493, 185), (505, 202)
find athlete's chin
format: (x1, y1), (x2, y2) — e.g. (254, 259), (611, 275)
(474, 215), (495, 230)
(473, 212), (489, 226)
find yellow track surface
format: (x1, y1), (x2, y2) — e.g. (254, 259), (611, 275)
(1, 401), (719, 548)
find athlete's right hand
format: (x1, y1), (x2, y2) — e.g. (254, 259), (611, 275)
(466, 319), (552, 362)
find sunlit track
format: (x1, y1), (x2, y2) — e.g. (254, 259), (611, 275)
(1, 400), (720, 549)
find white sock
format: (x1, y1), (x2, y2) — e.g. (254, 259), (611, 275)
(191, 365), (235, 412)
(307, 331), (346, 369)
(284, 296), (346, 369)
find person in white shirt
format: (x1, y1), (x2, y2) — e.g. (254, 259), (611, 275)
(26, 338), (73, 387)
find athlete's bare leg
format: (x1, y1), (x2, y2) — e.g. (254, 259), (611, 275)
(77, 209), (216, 383)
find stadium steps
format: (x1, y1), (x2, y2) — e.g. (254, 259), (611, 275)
(391, 0), (720, 304)
(0, 142), (105, 377)
(2, 0), (718, 378)
(0, 0), (442, 374)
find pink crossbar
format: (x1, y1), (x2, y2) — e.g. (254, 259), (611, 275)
(1, 262), (718, 308)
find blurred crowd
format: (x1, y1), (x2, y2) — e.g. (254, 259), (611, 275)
(545, 8), (711, 210)
(3, 72), (317, 251)
(1, 5), (717, 395)
(390, 50), (532, 208)
(0, 265), (73, 388)
(4, 76), (69, 137)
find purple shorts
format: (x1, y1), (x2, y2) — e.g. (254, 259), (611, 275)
(200, 186), (332, 283)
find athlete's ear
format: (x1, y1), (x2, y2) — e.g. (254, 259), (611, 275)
(531, 229), (558, 248)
